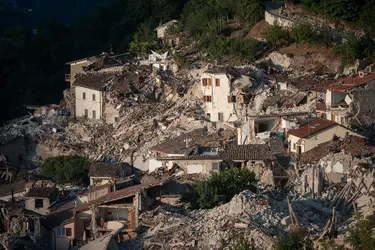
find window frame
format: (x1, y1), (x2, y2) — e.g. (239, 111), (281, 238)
(57, 227), (66, 236)
(215, 79), (220, 86)
(82, 92), (86, 100)
(66, 228), (72, 237)
(203, 96), (212, 102)
(35, 198), (43, 209)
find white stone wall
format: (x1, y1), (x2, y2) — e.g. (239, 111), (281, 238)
(201, 72), (238, 122)
(265, 10), (294, 28)
(75, 86), (102, 119)
(289, 125), (360, 153)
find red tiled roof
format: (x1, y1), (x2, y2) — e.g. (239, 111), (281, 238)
(328, 73), (375, 92)
(287, 118), (337, 138)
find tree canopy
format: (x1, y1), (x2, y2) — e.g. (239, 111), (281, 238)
(41, 155), (90, 185)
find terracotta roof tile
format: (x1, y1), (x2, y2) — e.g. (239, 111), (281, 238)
(328, 73), (375, 92)
(287, 118), (337, 139)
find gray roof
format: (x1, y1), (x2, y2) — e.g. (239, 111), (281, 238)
(42, 208), (75, 229)
(25, 187), (58, 198)
(89, 162), (134, 178)
(151, 128), (226, 155)
(223, 144), (276, 161)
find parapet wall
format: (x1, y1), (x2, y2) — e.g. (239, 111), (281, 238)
(265, 10), (295, 28)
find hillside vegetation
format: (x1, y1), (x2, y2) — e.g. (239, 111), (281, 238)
(2, 0), (375, 124)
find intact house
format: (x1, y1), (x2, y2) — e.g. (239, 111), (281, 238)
(155, 19), (178, 39)
(287, 117), (361, 154)
(149, 128), (234, 173)
(74, 73), (107, 120)
(41, 208), (76, 250)
(323, 71), (375, 127)
(25, 187), (59, 215)
(200, 67), (258, 122)
(88, 162), (139, 189)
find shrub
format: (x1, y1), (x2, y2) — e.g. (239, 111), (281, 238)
(290, 23), (319, 44)
(345, 213), (375, 249)
(275, 229), (312, 250)
(263, 25), (291, 47)
(41, 155), (90, 185)
(181, 168), (257, 209)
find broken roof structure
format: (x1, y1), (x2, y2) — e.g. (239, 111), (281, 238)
(155, 19), (178, 30)
(151, 128), (232, 155)
(89, 162), (134, 178)
(328, 72), (375, 92)
(299, 135), (375, 164)
(25, 187), (58, 198)
(287, 117), (337, 138)
(74, 73), (116, 91)
(79, 229), (121, 250)
(76, 180), (165, 211)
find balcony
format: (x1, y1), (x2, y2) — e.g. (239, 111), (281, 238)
(65, 74), (70, 82)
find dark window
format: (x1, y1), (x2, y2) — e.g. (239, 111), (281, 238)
(202, 79), (208, 86)
(84, 109), (88, 117)
(92, 94), (96, 101)
(212, 163), (220, 171)
(82, 92), (86, 100)
(114, 117), (119, 122)
(35, 199), (43, 208)
(203, 96), (212, 102)
(215, 79), (220, 86)
(218, 112), (224, 122)
(92, 110), (96, 119)
(231, 96), (236, 103)
(66, 228), (72, 237)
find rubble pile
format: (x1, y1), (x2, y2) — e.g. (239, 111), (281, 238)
(141, 190), (345, 249)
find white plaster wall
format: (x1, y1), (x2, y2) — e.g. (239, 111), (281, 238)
(265, 10), (294, 28)
(149, 159), (164, 172)
(157, 27), (168, 38)
(75, 86), (102, 119)
(201, 73), (237, 122)
(289, 125), (359, 153)
(104, 104), (119, 124)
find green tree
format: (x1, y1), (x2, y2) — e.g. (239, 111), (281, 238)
(345, 213), (375, 250)
(181, 168), (257, 209)
(290, 23), (319, 44)
(263, 25), (291, 47)
(41, 155), (90, 185)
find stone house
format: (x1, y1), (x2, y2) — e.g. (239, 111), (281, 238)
(200, 67), (258, 122)
(41, 208), (76, 250)
(155, 19), (178, 39)
(25, 187), (59, 215)
(287, 117), (361, 154)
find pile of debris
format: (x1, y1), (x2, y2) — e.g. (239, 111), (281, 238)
(140, 189), (349, 249)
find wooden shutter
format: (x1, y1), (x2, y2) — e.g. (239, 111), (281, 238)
(215, 79), (220, 86)
(228, 96), (231, 103)
(208, 78), (212, 86)
(66, 228), (72, 237)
